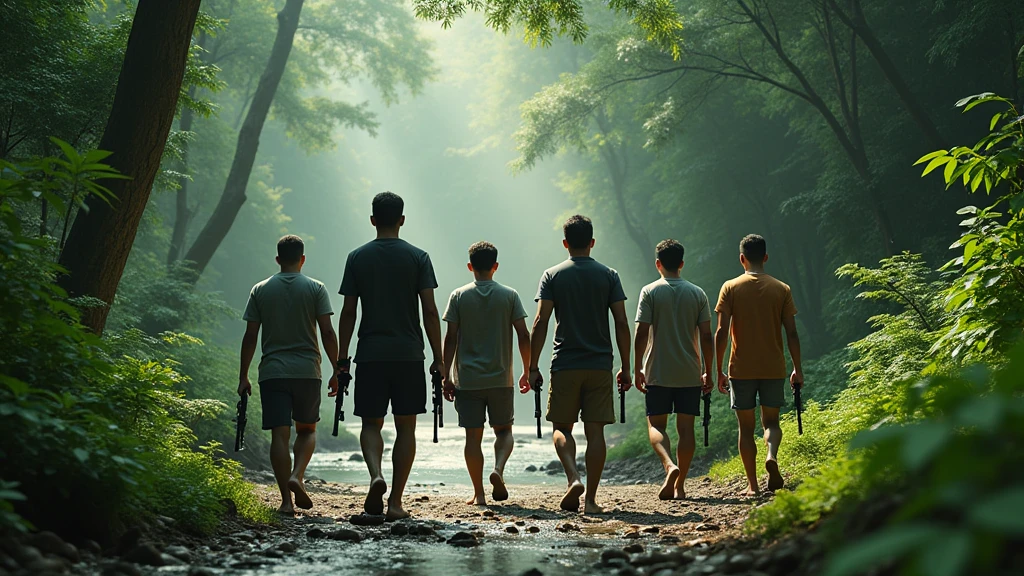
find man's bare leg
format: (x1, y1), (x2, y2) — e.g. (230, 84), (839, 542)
(647, 415), (679, 501)
(288, 423), (317, 510)
(553, 423), (584, 511)
(360, 417), (387, 515)
(464, 427), (486, 505)
(761, 406), (784, 491)
(270, 426), (294, 515)
(582, 422), (607, 514)
(386, 414), (417, 520)
(736, 409), (759, 496)
(490, 425), (513, 502)
(674, 415), (696, 499)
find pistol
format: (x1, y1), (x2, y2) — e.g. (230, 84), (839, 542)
(533, 379), (543, 439)
(702, 392), (711, 448)
(233, 393), (248, 452)
(794, 381), (804, 435)
(333, 358), (352, 437)
(431, 369), (443, 443)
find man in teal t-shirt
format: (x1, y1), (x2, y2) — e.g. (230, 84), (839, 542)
(441, 241), (531, 506)
(239, 235), (339, 515)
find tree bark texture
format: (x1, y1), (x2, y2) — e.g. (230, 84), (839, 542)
(57, 0), (203, 334)
(182, 0), (305, 277)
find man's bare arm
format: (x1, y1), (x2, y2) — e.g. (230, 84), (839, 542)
(698, 320), (713, 391)
(530, 300), (554, 371)
(238, 321), (260, 395)
(420, 288), (443, 371)
(782, 314), (803, 384)
(633, 322), (650, 383)
(317, 314), (340, 395)
(337, 296), (358, 361)
(442, 322), (459, 382)
(610, 301), (631, 376)
(513, 318), (531, 375)
(715, 311), (732, 394)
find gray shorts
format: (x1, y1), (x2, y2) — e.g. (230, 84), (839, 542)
(729, 378), (785, 410)
(455, 387), (514, 429)
(259, 378), (322, 429)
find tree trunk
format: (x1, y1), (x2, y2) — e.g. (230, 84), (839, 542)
(182, 0), (304, 278)
(57, 0), (203, 334)
(167, 88), (196, 265)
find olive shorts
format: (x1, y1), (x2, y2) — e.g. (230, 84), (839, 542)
(729, 378), (786, 410)
(454, 387), (514, 429)
(546, 369), (615, 424)
(645, 385), (702, 417)
(259, 378), (322, 430)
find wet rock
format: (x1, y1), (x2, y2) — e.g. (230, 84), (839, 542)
(623, 531), (642, 539)
(615, 566), (639, 576)
(659, 535), (680, 544)
(305, 528), (328, 539)
(630, 552), (673, 567)
(24, 557), (68, 573)
(554, 523), (580, 533)
(640, 526), (660, 534)
(187, 569), (216, 576)
(683, 565), (718, 576)
(723, 553), (754, 574)
(81, 540), (103, 556)
(124, 544), (164, 567)
(163, 545), (191, 562)
(390, 524), (410, 536)
(327, 528), (363, 543)
(526, 526), (540, 534)
(520, 569), (543, 576)
(648, 563), (677, 576)
(349, 514), (386, 527)
(622, 543), (644, 554)
(546, 460), (563, 472)
(5, 543), (42, 565)
(348, 453), (364, 462)
(409, 524), (435, 536)
(600, 549), (630, 565)
(29, 531), (79, 563)
(546, 469), (560, 476)
(116, 528), (143, 556)
(525, 465), (538, 472)
(102, 562), (142, 576)
(515, 520), (526, 526)
(694, 523), (720, 532)
(260, 549), (284, 559)
(162, 553), (186, 566)
(505, 525), (519, 534)
(447, 532), (480, 548)
(277, 541), (299, 553)
(482, 510), (495, 518)
(575, 541), (604, 549)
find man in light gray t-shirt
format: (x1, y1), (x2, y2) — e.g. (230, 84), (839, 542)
(239, 235), (340, 516)
(441, 242), (531, 506)
(634, 239), (714, 501)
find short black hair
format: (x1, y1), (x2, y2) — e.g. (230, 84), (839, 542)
(656, 239), (685, 270)
(277, 234), (304, 264)
(468, 241), (498, 271)
(372, 191), (404, 227)
(563, 214), (594, 250)
(740, 234), (767, 263)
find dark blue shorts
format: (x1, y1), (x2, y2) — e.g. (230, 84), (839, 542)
(645, 386), (701, 417)
(354, 361), (427, 418)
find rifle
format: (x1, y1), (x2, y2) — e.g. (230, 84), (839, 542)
(619, 389), (626, 424)
(533, 380), (543, 439)
(794, 381), (804, 435)
(431, 369), (443, 444)
(233, 393), (248, 452)
(332, 358), (352, 437)
(702, 392), (711, 447)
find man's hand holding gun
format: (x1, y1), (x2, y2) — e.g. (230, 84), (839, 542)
(331, 358), (352, 437)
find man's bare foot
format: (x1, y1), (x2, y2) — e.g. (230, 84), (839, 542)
(364, 478), (387, 515)
(288, 478), (313, 510)
(277, 504), (295, 516)
(673, 487), (686, 500)
(740, 487), (760, 498)
(658, 466), (680, 500)
(765, 459), (784, 491)
(583, 501), (605, 515)
(385, 503), (411, 521)
(466, 494), (486, 506)
(560, 481), (585, 512)
(490, 471), (509, 502)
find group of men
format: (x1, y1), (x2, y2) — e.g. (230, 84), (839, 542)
(239, 191), (803, 517)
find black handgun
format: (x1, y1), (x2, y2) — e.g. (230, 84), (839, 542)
(533, 379), (543, 439)
(233, 393), (248, 452)
(431, 369), (443, 444)
(619, 388), (626, 424)
(333, 358), (352, 437)
(702, 392), (711, 447)
(794, 381), (804, 435)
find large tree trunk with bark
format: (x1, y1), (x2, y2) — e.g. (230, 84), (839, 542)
(57, 0), (203, 334)
(182, 0), (304, 277)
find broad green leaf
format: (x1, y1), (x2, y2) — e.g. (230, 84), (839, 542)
(901, 422), (951, 471)
(918, 530), (972, 576)
(824, 524), (939, 576)
(915, 150), (948, 165)
(970, 488), (1024, 535)
(921, 156), (951, 176)
(72, 448), (89, 463)
(943, 158), (957, 183)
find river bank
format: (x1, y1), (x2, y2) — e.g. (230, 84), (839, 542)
(0, 466), (831, 576)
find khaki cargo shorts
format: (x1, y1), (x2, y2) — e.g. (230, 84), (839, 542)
(546, 369), (615, 424)
(455, 387), (515, 428)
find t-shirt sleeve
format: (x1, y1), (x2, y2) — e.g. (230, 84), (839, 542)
(782, 286), (798, 317)
(608, 270), (627, 304)
(535, 271), (553, 302)
(339, 252), (358, 297)
(419, 252), (439, 291)
(715, 282), (731, 315)
(511, 291), (528, 321)
(315, 283), (334, 316)
(442, 291), (459, 324)
(698, 288), (712, 323)
(242, 286), (260, 322)
(635, 287), (652, 324)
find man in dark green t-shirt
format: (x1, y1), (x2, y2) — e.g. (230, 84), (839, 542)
(337, 192), (443, 520)
(239, 235), (339, 515)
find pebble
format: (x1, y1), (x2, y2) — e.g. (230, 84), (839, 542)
(622, 543), (644, 554)
(326, 528), (362, 542)
(525, 465), (538, 472)
(390, 524), (410, 536)
(305, 528), (328, 539)
(641, 526), (660, 534)
(526, 526), (540, 534)
(409, 524), (435, 536)
(277, 541), (299, 553)
(630, 552), (673, 567)
(623, 531), (642, 539)
(29, 531), (79, 563)
(694, 522), (720, 531)
(446, 532), (480, 548)
(482, 510), (495, 518)
(24, 557), (68, 573)
(505, 525), (519, 534)
(615, 566), (639, 576)
(124, 544), (165, 566)
(187, 569), (216, 576)
(349, 514), (386, 526)
(723, 553), (754, 574)
(520, 569), (543, 576)
(348, 453), (364, 462)
(600, 549), (630, 565)
(163, 545), (191, 562)
(554, 523), (579, 533)
(514, 520), (526, 526)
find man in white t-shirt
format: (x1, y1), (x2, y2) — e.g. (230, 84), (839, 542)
(634, 239), (713, 500)
(442, 242), (531, 505)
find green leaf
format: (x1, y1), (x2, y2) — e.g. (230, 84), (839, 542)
(921, 156), (951, 176)
(824, 524), (939, 576)
(943, 158), (958, 183)
(901, 422), (951, 471)
(915, 150), (949, 165)
(918, 530), (972, 576)
(72, 448), (89, 463)
(970, 168), (985, 192)
(970, 488), (1024, 535)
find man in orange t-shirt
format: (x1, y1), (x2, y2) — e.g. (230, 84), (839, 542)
(714, 234), (803, 497)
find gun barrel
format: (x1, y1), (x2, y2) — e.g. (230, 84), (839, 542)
(534, 383), (543, 439)
(619, 390), (626, 424)
(431, 370), (442, 444)
(702, 393), (711, 448)
(234, 394), (247, 452)
(794, 382), (804, 435)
